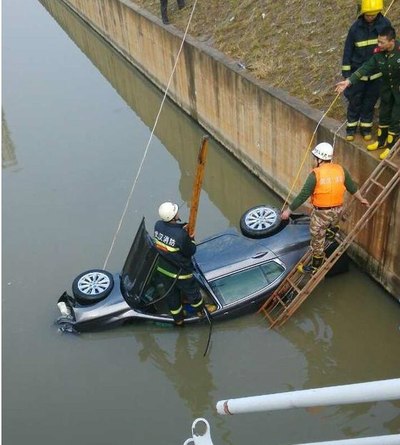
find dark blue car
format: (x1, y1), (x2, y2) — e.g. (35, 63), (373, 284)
(56, 206), (314, 332)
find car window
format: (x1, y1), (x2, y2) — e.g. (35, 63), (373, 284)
(210, 261), (284, 305)
(260, 261), (285, 284)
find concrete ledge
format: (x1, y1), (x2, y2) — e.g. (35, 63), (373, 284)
(44, 0), (400, 297)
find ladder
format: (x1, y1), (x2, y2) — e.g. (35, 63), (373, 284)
(258, 140), (400, 328)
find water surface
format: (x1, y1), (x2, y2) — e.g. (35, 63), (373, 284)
(2, 1), (399, 444)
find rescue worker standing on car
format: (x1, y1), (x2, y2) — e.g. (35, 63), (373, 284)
(336, 25), (400, 160)
(281, 143), (369, 273)
(154, 202), (205, 326)
(341, 0), (391, 142)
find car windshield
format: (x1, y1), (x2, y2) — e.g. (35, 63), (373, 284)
(210, 261), (284, 305)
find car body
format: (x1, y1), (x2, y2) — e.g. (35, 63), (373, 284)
(56, 208), (315, 333)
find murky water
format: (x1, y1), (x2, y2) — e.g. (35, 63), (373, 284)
(2, 1), (400, 444)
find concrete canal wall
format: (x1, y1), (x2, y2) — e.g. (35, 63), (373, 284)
(50, 0), (399, 298)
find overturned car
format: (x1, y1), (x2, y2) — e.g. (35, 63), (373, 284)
(56, 205), (347, 333)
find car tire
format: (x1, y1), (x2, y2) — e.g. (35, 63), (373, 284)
(72, 269), (114, 305)
(240, 205), (283, 238)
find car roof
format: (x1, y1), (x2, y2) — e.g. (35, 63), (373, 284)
(194, 223), (310, 281)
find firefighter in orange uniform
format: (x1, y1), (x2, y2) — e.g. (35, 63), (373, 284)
(281, 143), (369, 273)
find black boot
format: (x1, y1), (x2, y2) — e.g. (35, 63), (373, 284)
(171, 305), (185, 325)
(367, 126), (388, 151)
(380, 133), (399, 160)
(298, 255), (324, 274)
(359, 126), (372, 141)
(177, 0), (185, 9)
(160, 0), (170, 24)
(386, 132), (399, 150)
(326, 225), (339, 241)
(345, 125), (357, 142)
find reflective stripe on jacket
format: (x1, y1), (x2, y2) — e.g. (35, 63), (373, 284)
(156, 266), (193, 280)
(311, 164), (346, 208)
(341, 14), (391, 78)
(154, 220), (196, 276)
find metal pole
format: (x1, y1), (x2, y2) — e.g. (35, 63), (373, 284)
(293, 435), (400, 445)
(216, 378), (400, 415)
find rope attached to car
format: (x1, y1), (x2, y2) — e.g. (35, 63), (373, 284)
(103, 0), (200, 270)
(280, 92), (341, 212)
(280, 1), (396, 213)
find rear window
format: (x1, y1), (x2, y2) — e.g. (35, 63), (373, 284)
(210, 261), (284, 305)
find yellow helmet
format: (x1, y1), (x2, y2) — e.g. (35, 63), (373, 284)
(360, 0), (383, 15)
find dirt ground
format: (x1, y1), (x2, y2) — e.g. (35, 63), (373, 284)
(131, 0), (399, 124)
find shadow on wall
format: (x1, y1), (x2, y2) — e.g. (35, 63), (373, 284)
(39, 0), (282, 230)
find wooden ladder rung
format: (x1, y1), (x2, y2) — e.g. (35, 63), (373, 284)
(370, 178), (385, 189)
(260, 142), (400, 329)
(262, 311), (276, 325)
(285, 278), (301, 294)
(383, 159), (399, 170)
(273, 293), (290, 308)
(263, 294), (285, 313)
(262, 300), (287, 318)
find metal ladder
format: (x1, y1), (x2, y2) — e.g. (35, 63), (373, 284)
(258, 140), (400, 328)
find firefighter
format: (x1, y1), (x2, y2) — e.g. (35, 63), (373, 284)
(160, 0), (185, 25)
(281, 143), (369, 273)
(154, 202), (215, 325)
(336, 26), (400, 160)
(341, 0), (391, 142)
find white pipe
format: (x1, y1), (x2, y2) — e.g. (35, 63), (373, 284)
(293, 434), (400, 445)
(183, 418), (214, 445)
(216, 378), (400, 415)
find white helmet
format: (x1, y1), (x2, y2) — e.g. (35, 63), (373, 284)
(158, 202), (179, 222)
(312, 142), (334, 161)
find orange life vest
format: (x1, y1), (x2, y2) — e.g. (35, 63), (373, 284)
(311, 163), (346, 208)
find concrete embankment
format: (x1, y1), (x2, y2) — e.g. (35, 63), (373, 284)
(50, 0), (399, 298)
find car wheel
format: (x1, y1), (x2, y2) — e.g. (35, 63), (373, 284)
(72, 269), (114, 305)
(240, 205), (283, 238)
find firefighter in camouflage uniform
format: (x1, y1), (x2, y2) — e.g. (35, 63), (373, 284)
(281, 143), (369, 274)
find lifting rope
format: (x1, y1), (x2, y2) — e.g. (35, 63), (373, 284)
(280, 92), (341, 211)
(280, 0), (397, 212)
(102, 0), (397, 262)
(103, 0), (199, 270)
(384, 0), (395, 16)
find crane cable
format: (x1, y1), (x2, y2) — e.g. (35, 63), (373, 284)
(103, 1), (199, 270)
(280, 0), (396, 212)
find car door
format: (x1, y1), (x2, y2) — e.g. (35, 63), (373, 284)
(121, 218), (161, 309)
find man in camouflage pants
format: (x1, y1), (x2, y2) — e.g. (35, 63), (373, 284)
(281, 142), (369, 273)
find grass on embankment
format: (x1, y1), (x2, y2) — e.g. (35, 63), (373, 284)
(132, 0), (400, 122)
